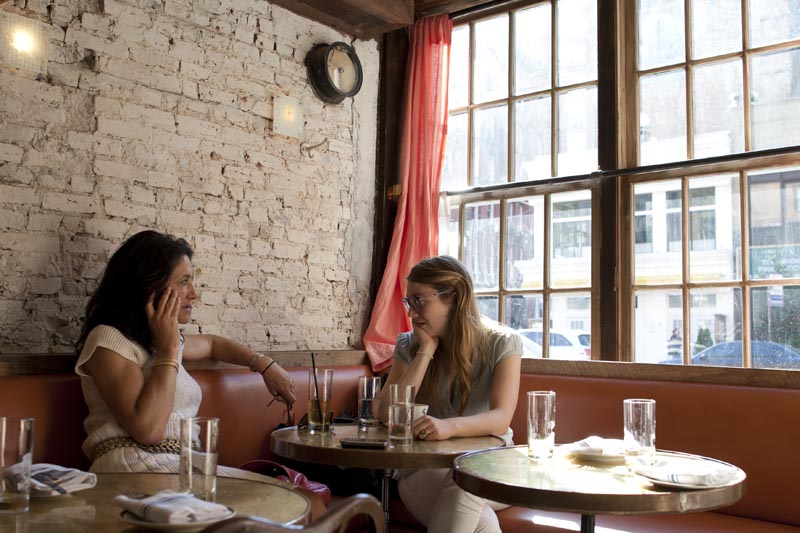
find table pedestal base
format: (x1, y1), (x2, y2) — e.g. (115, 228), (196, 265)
(381, 469), (391, 530)
(581, 513), (595, 533)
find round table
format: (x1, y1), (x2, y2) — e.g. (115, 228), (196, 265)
(453, 446), (746, 533)
(0, 472), (309, 533)
(271, 423), (506, 527)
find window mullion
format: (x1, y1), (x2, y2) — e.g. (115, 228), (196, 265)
(739, 170), (752, 368)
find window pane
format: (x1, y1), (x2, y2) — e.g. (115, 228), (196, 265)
(473, 105), (508, 186)
(504, 293), (544, 337)
(748, 0), (800, 49)
(557, 0), (597, 86)
(689, 287), (743, 366)
(449, 26), (470, 109)
(689, 175), (741, 282)
(442, 112), (468, 190)
(548, 292), (592, 359)
(638, 0), (684, 70)
(505, 196), (544, 290)
(750, 47), (800, 150)
(477, 296), (499, 321)
(551, 190), (591, 288)
(464, 201), (500, 290)
(557, 86), (598, 176)
(634, 288), (685, 363)
(748, 168), (800, 279)
(750, 285), (800, 369)
(691, 0), (741, 60)
(515, 3), (551, 95)
(439, 205), (460, 257)
(640, 69), (687, 165)
(474, 15), (509, 104)
(515, 96), (551, 181)
(634, 180), (683, 285)
(692, 59), (744, 158)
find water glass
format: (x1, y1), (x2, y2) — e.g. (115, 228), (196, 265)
(0, 417), (34, 513)
(308, 368), (333, 433)
(527, 391), (556, 461)
(623, 398), (656, 468)
(388, 384), (415, 447)
(358, 376), (381, 432)
(179, 417), (219, 501)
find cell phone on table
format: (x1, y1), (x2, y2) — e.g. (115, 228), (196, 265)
(340, 437), (388, 449)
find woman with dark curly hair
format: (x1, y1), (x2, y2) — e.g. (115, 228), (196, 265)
(75, 230), (296, 473)
(378, 255), (522, 533)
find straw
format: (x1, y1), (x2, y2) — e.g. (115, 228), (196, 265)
(311, 352), (322, 421)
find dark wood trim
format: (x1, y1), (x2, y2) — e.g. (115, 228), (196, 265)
(369, 29), (409, 321)
(597, 0), (619, 361)
(521, 359), (800, 389)
(0, 351), (370, 376)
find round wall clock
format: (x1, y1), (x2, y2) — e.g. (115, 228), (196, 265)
(305, 42), (363, 104)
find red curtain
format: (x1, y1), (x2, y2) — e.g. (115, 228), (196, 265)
(363, 15), (453, 372)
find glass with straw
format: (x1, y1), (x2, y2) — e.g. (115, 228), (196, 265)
(308, 354), (333, 433)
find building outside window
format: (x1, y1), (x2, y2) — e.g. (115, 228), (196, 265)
(440, 0), (800, 368)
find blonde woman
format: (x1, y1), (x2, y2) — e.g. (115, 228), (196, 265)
(379, 256), (522, 533)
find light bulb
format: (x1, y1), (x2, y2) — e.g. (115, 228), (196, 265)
(11, 29), (35, 53)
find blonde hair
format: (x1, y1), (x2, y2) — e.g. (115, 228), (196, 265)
(407, 255), (487, 415)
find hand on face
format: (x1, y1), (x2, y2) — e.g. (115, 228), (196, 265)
(145, 288), (181, 358)
(412, 321), (440, 357)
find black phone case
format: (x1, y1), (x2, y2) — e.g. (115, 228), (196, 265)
(340, 437), (388, 449)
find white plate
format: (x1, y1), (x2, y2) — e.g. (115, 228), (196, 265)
(119, 508), (236, 531)
(638, 476), (716, 490)
(572, 451), (625, 464)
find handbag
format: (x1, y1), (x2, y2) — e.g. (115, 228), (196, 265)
(238, 459), (331, 505)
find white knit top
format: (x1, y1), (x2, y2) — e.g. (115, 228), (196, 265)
(75, 325), (202, 473)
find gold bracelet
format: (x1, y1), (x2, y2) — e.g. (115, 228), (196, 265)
(152, 359), (180, 372)
(417, 352), (433, 360)
(249, 353), (267, 372)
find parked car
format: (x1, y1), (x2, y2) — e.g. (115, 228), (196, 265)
(660, 341), (800, 369)
(520, 335), (542, 359)
(518, 328), (591, 360)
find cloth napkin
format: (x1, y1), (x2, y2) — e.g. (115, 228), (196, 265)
(30, 464), (96, 496)
(561, 436), (625, 456)
(634, 461), (739, 487)
(114, 489), (230, 524)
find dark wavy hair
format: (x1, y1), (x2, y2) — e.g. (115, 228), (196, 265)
(407, 255), (487, 415)
(76, 230), (193, 356)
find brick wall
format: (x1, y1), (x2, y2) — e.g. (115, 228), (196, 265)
(0, 0), (379, 353)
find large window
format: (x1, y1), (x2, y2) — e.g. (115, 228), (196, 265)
(439, 0), (800, 369)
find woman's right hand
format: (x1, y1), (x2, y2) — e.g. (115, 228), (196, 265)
(145, 288), (181, 358)
(412, 321), (439, 358)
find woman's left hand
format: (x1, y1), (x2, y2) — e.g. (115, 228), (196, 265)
(413, 415), (452, 441)
(262, 362), (297, 404)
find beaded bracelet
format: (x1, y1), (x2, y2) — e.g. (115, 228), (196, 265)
(260, 359), (276, 376)
(152, 359), (180, 372)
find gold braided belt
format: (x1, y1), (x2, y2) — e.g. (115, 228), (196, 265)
(90, 437), (181, 463)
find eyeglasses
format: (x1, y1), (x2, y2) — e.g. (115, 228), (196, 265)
(401, 291), (450, 312)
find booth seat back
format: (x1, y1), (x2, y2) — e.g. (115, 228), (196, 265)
(192, 365), (369, 468)
(510, 373), (800, 527)
(0, 364), (371, 472)
(0, 374), (89, 469)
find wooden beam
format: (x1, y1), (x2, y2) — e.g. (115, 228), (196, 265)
(270, 0), (414, 38)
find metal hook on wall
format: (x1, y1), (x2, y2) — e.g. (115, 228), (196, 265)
(299, 137), (328, 159)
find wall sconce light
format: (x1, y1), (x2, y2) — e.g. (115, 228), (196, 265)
(0, 11), (49, 75)
(272, 94), (304, 139)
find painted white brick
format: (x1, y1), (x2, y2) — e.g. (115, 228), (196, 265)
(0, 209), (26, 230)
(42, 192), (99, 214)
(27, 214), (63, 232)
(0, 143), (24, 164)
(29, 278), (61, 295)
(84, 218), (130, 239)
(104, 199), (156, 222)
(0, 232), (59, 253)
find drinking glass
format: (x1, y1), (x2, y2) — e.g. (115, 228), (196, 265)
(179, 417), (219, 501)
(357, 376), (381, 432)
(623, 398), (656, 468)
(527, 391), (556, 461)
(388, 384), (415, 447)
(308, 368), (333, 433)
(0, 417), (34, 513)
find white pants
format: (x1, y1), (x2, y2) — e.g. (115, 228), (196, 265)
(398, 468), (508, 533)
